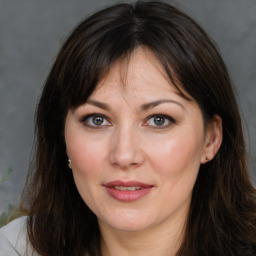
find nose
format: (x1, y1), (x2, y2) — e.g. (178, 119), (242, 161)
(109, 124), (145, 169)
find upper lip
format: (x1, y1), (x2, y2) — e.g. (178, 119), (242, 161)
(104, 180), (153, 188)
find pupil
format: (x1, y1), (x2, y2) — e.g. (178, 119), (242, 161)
(154, 117), (165, 126)
(93, 116), (103, 125)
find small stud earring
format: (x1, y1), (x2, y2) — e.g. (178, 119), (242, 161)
(68, 159), (72, 169)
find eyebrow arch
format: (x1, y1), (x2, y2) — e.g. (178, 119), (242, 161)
(86, 100), (111, 110)
(141, 99), (184, 111)
(85, 99), (184, 111)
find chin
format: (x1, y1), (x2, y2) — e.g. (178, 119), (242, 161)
(98, 211), (156, 232)
(108, 221), (150, 232)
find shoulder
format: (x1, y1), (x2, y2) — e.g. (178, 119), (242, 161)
(0, 216), (35, 256)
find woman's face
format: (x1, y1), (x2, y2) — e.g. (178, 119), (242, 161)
(65, 48), (219, 233)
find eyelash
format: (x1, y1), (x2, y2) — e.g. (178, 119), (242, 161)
(143, 114), (176, 129)
(80, 113), (111, 128)
(80, 113), (176, 129)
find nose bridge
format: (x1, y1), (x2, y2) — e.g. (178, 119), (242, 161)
(110, 121), (144, 168)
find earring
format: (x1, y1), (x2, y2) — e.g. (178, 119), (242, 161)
(68, 159), (72, 169)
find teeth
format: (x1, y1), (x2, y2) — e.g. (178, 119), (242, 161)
(114, 186), (142, 191)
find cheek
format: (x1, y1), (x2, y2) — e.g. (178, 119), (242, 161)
(148, 135), (203, 211)
(67, 139), (107, 207)
(147, 133), (204, 178)
(67, 134), (108, 175)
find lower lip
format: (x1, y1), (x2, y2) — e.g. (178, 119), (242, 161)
(105, 187), (153, 202)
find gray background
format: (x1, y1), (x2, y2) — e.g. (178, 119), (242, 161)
(0, 0), (256, 215)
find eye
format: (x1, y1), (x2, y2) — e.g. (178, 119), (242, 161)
(144, 114), (175, 128)
(81, 114), (111, 128)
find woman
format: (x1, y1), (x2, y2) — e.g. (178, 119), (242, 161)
(0, 1), (255, 255)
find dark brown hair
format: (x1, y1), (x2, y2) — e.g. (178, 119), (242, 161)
(20, 1), (256, 255)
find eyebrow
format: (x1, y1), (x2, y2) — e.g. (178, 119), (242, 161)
(86, 100), (111, 110)
(86, 99), (184, 111)
(141, 99), (184, 111)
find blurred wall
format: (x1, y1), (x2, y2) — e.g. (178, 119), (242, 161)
(0, 0), (255, 215)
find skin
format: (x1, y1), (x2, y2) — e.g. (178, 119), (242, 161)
(65, 47), (222, 256)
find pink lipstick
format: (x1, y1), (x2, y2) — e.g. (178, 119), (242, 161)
(104, 180), (153, 202)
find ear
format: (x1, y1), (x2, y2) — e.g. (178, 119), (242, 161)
(201, 114), (223, 164)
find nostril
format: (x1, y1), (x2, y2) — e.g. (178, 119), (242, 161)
(109, 129), (145, 169)
(110, 148), (145, 169)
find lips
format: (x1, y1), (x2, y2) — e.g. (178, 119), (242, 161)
(103, 180), (153, 202)
(112, 186), (142, 191)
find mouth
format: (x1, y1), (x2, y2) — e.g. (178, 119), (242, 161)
(112, 186), (144, 191)
(103, 180), (154, 202)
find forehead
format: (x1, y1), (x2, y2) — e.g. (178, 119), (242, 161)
(92, 47), (181, 99)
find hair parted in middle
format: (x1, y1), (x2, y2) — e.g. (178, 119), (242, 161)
(21, 1), (256, 256)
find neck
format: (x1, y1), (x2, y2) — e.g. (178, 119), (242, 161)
(99, 215), (186, 256)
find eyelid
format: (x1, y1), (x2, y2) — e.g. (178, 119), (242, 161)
(143, 114), (176, 128)
(79, 113), (176, 129)
(79, 112), (106, 121)
(147, 114), (175, 122)
(80, 113), (111, 127)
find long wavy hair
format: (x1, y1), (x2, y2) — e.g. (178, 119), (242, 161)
(20, 1), (256, 255)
